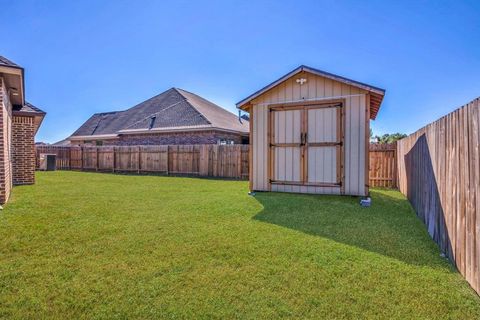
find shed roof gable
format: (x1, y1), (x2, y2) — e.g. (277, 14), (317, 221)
(236, 65), (385, 120)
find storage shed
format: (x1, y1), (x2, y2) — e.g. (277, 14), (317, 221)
(237, 65), (385, 196)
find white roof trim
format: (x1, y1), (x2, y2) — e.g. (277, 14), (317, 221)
(70, 125), (249, 140)
(69, 134), (119, 140)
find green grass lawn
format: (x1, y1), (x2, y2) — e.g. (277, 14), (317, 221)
(0, 171), (479, 319)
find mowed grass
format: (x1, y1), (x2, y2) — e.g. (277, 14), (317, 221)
(0, 172), (479, 319)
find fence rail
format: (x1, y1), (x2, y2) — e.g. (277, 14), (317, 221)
(397, 97), (480, 295)
(35, 144), (250, 179)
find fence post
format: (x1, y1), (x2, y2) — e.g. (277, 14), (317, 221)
(112, 147), (116, 173)
(212, 145), (218, 177)
(236, 145), (241, 178)
(68, 147), (72, 170)
(138, 146), (141, 174)
(80, 147), (84, 171)
(166, 145), (170, 175)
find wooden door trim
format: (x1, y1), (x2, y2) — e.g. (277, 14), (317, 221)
(308, 142), (342, 147)
(301, 106), (307, 183)
(267, 107), (272, 191)
(340, 102), (346, 194)
(270, 143), (303, 148)
(267, 101), (345, 191)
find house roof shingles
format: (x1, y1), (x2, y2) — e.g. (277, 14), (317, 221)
(72, 88), (249, 137)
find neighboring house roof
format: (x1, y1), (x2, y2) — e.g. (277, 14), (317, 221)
(52, 139), (71, 146)
(236, 65), (385, 120)
(71, 88), (249, 139)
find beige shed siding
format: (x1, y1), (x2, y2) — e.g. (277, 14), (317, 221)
(252, 104), (268, 190)
(251, 71), (368, 196)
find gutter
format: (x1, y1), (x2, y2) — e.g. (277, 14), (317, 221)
(118, 126), (249, 136)
(70, 126), (249, 141)
(69, 134), (119, 141)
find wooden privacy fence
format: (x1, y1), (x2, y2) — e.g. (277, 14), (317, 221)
(35, 145), (250, 179)
(37, 144), (398, 186)
(397, 97), (480, 295)
(369, 143), (397, 188)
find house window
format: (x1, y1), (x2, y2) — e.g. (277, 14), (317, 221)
(95, 140), (103, 146)
(218, 139), (234, 145)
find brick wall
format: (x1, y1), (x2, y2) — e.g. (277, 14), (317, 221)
(12, 115), (35, 185)
(0, 78), (13, 204)
(73, 130), (247, 146)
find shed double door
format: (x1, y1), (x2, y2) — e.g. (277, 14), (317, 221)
(269, 103), (343, 188)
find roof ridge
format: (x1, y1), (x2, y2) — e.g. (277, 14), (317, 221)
(91, 113), (110, 135)
(175, 88), (241, 118)
(174, 88), (213, 125)
(122, 100), (205, 131)
(125, 87), (178, 112)
(94, 111), (121, 115)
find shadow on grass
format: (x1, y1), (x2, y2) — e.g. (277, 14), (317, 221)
(253, 189), (451, 269)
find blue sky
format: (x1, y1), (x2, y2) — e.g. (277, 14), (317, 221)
(1, 0), (479, 143)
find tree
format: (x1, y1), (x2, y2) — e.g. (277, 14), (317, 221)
(373, 133), (407, 144)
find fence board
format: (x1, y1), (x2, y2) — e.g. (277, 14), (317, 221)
(397, 97), (480, 295)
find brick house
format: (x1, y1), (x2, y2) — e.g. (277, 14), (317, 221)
(0, 56), (46, 204)
(69, 88), (249, 146)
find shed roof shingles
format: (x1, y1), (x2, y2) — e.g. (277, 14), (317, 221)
(72, 88), (248, 137)
(13, 102), (46, 115)
(0, 55), (21, 69)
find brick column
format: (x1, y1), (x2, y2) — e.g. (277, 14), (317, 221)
(12, 115), (35, 185)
